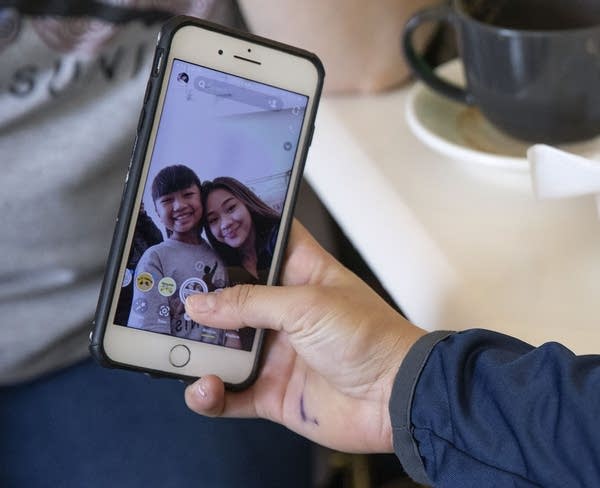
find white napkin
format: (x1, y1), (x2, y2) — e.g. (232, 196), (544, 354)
(528, 144), (600, 216)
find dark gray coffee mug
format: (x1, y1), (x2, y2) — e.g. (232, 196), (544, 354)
(403, 0), (600, 143)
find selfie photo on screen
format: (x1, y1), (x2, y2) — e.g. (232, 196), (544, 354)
(116, 59), (308, 351)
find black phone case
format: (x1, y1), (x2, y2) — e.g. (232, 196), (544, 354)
(89, 15), (325, 390)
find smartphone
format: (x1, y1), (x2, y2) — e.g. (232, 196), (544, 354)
(90, 16), (324, 389)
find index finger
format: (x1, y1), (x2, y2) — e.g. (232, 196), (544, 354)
(279, 220), (339, 286)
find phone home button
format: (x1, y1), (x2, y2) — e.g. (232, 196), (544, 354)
(169, 344), (190, 368)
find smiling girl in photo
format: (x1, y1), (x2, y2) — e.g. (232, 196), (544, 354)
(128, 165), (240, 347)
(202, 176), (281, 285)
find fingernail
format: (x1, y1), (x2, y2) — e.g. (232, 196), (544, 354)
(196, 379), (208, 399)
(186, 293), (217, 313)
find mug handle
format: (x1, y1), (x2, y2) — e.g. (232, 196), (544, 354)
(402, 4), (474, 105)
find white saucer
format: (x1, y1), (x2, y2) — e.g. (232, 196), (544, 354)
(405, 59), (600, 172)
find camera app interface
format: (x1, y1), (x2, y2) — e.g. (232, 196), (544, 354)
(114, 58), (308, 351)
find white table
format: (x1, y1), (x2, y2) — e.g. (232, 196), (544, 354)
(305, 84), (600, 355)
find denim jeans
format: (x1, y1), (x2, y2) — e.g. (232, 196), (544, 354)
(0, 359), (313, 488)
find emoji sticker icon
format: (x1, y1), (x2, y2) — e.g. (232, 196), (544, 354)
(158, 277), (176, 297)
(136, 272), (154, 292)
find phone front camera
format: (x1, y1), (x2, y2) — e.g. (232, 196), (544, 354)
(218, 49), (223, 55)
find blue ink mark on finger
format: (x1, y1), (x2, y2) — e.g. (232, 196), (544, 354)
(300, 392), (319, 425)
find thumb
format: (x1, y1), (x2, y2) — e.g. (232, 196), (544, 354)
(185, 284), (317, 334)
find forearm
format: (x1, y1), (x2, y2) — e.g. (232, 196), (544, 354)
(390, 329), (600, 486)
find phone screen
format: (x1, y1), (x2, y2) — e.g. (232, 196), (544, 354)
(113, 58), (308, 352)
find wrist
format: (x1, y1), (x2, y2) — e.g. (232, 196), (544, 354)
(379, 325), (426, 453)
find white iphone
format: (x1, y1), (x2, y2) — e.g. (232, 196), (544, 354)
(90, 16), (324, 389)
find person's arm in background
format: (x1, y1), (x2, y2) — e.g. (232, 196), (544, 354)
(237, 0), (440, 94)
(184, 221), (600, 486)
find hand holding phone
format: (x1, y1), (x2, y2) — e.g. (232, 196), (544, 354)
(183, 221), (425, 453)
(91, 16), (324, 389)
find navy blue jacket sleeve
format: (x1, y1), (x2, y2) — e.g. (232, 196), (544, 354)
(389, 329), (600, 487)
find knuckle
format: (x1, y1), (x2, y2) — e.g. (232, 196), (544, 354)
(230, 284), (256, 314)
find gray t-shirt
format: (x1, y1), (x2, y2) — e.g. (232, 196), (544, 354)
(128, 238), (228, 344)
(0, 2), (239, 385)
